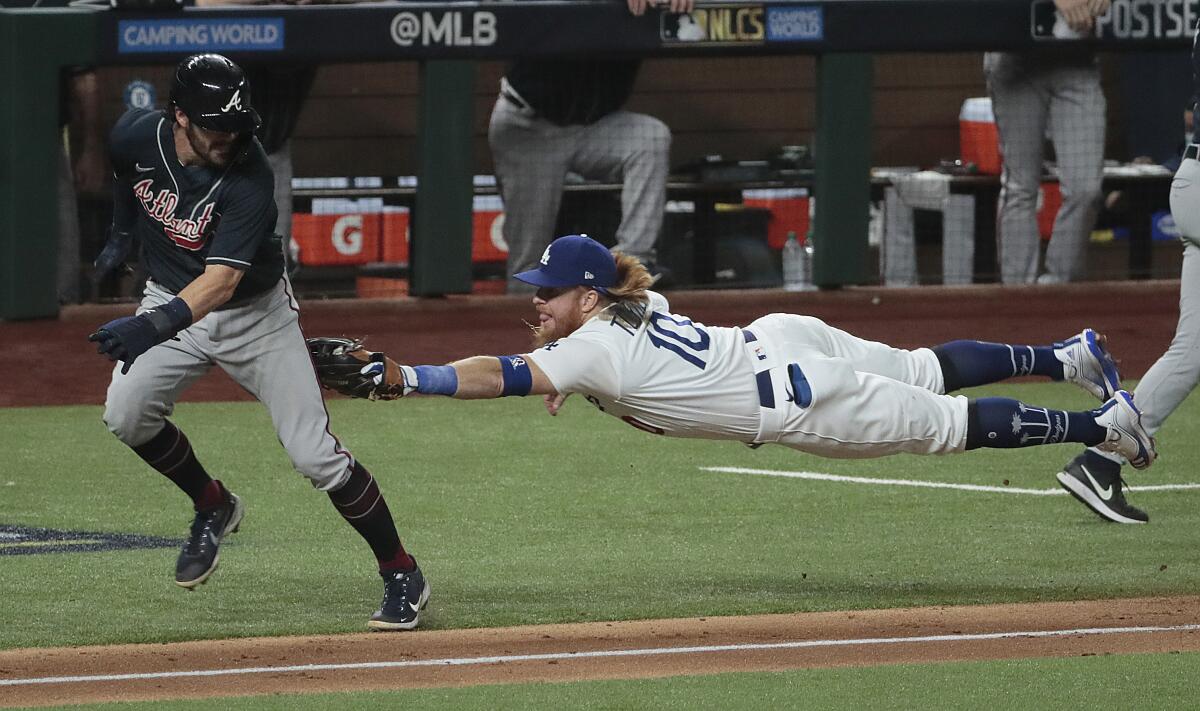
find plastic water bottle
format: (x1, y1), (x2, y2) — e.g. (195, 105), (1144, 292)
(782, 231), (814, 291)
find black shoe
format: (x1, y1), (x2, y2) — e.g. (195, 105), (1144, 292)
(1056, 451), (1148, 524)
(175, 492), (244, 588)
(368, 560), (430, 631)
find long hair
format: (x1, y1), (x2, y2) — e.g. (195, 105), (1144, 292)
(592, 252), (655, 327)
(604, 251), (654, 304)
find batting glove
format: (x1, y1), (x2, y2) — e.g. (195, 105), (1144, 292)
(88, 298), (192, 375)
(88, 315), (159, 374)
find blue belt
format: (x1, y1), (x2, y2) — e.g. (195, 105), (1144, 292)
(743, 329), (775, 408)
(743, 328), (812, 409)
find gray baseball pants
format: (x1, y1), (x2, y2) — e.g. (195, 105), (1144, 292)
(488, 94), (670, 293)
(985, 53), (1105, 284)
(1088, 153), (1200, 463)
(102, 277), (354, 491)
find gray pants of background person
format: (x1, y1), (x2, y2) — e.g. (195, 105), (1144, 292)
(267, 141), (296, 266)
(488, 91), (671, 294)
(985, 53), (1105, 284)
(102, 278), (354, 491)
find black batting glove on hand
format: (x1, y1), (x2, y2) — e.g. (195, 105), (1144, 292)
(88, 297), (193, 374)
(91, 228), (134, 285)
(89, 315), (159, 374)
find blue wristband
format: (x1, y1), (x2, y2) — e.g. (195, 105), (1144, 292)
(497, 355), (533, 397)
(413, 365), (458, 395)
(142, 296), (193, 342)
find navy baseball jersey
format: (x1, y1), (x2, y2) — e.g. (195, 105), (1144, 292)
(109, 108), (284, 301)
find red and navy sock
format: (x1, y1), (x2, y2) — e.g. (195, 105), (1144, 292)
(131, 421), (222, 510)
(965, 398), (1107, 450)
(933, 341), (1064, 393)
(328, 461), (414, 573)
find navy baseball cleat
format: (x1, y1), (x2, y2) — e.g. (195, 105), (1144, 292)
(368, 561), (430, 631)
(175, 492), (244, 589)
(1093, 391), (1157, 470)
(1056, 450), (1148, 524)
(1056, 328), (1122, 401)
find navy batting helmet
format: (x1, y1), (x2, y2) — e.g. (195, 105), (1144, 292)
(169, 53), (261, 134)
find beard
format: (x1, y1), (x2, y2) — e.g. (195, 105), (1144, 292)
(529, 311), (583, 349)
(529, 321), (553, 349)
(186, 125), (240, 168)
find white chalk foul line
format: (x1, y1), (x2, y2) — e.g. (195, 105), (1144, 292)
(3, 624), (1198, 687)
(701, 466), (1200, 496)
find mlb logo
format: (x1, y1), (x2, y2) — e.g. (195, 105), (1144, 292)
(753, 345), (766, 361)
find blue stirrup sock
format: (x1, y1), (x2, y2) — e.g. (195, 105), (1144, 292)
(933, 341), (1063, 392)
(965, 398), (1107, 450)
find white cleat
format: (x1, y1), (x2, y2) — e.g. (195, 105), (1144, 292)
(1094, 391), (1157, 470)
(1056, 328), (1122, 401)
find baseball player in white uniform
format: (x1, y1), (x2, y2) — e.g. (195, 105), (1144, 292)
(364, 235), (1156, 469)
(1054, 25), (1200, 523)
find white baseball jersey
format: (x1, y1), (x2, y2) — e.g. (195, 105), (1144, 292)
(528, 291), (761, 441)
(527, 292), (970, 458)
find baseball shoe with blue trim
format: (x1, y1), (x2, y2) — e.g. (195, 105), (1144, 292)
(368, 560), (430, 631)
(1056, 328), (1122, 401)
(1056, 450), (1148, 524)
(1093, 391), (1156, 470)
(175, 491), (244, 589)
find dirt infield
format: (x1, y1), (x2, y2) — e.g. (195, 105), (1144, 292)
(1, 281), (1185, 408)
(2, 596), (1198, 707)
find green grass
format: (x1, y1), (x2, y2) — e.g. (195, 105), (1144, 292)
(16, 651), (1200, 710)
(2, 382), (1198, 649)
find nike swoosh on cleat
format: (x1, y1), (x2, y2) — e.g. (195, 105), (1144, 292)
(407, 601), (421, 614)
(1081, 465), (1113, 501)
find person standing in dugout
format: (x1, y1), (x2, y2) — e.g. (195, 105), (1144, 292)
(87, 54), (428, 630)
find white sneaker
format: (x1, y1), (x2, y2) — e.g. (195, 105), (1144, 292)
(1056, 328), (1121, 401)
(1094, 391), (1157, 470)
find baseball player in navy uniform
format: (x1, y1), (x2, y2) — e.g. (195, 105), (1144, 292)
(88, 54), (428, 630)
(351, 235), (1156, 471)
(1055, 24), (1200, 524)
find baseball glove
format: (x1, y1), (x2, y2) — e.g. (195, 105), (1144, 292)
(306, 337), (412, 401)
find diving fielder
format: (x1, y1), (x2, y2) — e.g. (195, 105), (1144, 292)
(328, 235), (1156, 470)
(88, 54), (428, 630)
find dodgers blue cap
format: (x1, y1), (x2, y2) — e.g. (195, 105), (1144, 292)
(513, 234), (617, 291)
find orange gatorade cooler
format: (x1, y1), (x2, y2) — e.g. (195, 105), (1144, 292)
(472, 195), (508, 263)
(959, 97), (1001, 175)
(742, 188), (810, 250)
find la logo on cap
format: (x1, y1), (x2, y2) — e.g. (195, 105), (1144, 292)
(540, 245), (552, 265)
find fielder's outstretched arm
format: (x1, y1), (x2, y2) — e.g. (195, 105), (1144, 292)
(436, 355), (558, 399)
(309, 340), (559, 403)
